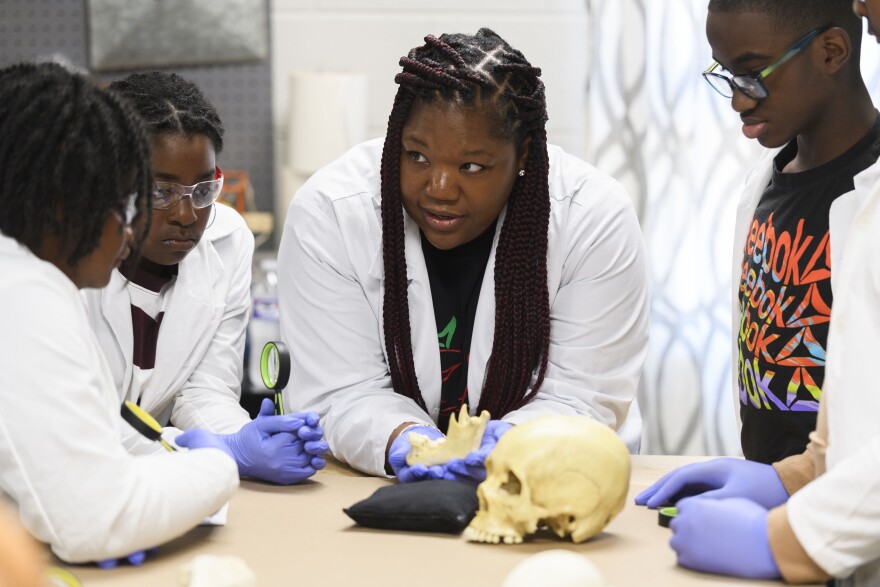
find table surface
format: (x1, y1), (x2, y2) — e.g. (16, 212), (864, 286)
(61, 455), (817, 586)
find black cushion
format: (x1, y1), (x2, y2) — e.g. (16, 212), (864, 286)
(344, 479), (479, 534)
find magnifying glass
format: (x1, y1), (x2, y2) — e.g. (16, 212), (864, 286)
(260, 341), (290, 416)
(120, 401), (177, 452)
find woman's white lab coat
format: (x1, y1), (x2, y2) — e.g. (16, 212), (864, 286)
(729, 150), (865, 427)
(83, 204), (254, 434)
(278, 138), (650, 476)
(0, 232), (238, 563)
(779, 161), (880, 585)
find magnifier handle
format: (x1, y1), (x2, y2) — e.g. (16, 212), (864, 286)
(274, 391), (285, 416)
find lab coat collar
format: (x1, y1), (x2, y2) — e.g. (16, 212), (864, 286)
(367, 203), (417, 282)
(146, 238), (225, 409)
(363, 196), (508, 419)
(101, 236), (225, 408)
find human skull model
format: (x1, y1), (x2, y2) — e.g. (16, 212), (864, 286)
(465, 416), (630, 544)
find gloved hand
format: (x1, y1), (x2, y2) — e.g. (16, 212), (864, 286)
(266, 401), (329, 458)
(635, 457), (788, 510)
(97, 547), (158, 569)
(388, 425), (446, 483)
(669, 497), (780, 580)
(175, 428), (236, 462)
(293, 416), (329, 457)
(218, 399), (326, 484)
(443, 420), (513, 485)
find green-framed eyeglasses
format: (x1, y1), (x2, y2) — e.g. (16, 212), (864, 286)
(702, 26), (830, 100)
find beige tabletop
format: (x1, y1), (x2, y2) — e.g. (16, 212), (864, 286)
(61, 455), (818, 586)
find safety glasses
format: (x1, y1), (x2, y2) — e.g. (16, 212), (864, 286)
(151, 167), (224, 211)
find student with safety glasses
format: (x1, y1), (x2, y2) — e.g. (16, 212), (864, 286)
(82, 71), (328, 497)
(0, 62), (240, 565)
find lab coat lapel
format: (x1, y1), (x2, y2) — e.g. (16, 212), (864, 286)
(467, 208), (504, 413)
(403, 211), (442, 415)
(101, 270), (135, 398)
(829, 162), (880, 292)
(731, 155), (774, 307)
(368, 207), (442, 418)
(144, 242), (223, 413)
(729, 150), (777, 428)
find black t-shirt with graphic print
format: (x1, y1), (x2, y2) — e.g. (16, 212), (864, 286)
(738, 114), (880, 464)
(421, 224), (495, 433)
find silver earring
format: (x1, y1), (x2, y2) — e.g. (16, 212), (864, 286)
(518, 169), (525, 177)
(206, 204), (217, 228)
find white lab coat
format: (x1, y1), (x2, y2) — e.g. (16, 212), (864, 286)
(784, 161), (880, 585)
(83, 204), (254, 435)
(729, 149), (864, 427)
(278, 138), (650, 476)
(0, 232), (238, 563)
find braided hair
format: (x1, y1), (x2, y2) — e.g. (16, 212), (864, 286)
(381, 28), (551, 417)
(109, 71), (225, 155)
(0, 62), (152, 266)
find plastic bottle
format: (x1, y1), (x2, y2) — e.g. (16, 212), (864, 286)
(246, 257), (280, 392)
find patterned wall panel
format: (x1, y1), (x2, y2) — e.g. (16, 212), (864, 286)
(588, 0), (762, 456)
(0, 0), (275, 217)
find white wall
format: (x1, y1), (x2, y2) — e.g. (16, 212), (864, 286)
(270, 0), (589, 219)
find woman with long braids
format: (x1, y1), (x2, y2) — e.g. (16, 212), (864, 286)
(0, 63), (239, 564)
(83, 71), (328, 486)
(278, 28), (649, 481)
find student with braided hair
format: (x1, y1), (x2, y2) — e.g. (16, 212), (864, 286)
(278, 28), (649, 481)
(83, 71), (328, 486)
(0, 63), (239, 564)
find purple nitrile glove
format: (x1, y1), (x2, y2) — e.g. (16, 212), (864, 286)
(669, 497), (781, 580)
(388, 425), (446, 483)
(174, 428), (236, 461)
(635, 457), (788, 510)
(97, 547), (159, 569)
(443, 420), (514, 485)
(216, 399), (324, 484)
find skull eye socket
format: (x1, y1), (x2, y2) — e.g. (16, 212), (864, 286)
(501, 471), (522, 495)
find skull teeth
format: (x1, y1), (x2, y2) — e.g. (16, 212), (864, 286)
(464, 526), (523, 545)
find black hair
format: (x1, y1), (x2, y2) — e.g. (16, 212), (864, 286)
(109, 71), (225, 154)
(708, 0), (863, 51)
(0, 62), (152, 265)
(381, 28), (551, 418)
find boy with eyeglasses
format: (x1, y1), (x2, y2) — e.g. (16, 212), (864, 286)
(633, 0), (880, 583)
(708, 0), (879, 465)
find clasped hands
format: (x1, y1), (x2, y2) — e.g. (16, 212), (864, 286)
(388, 420), (512, 484)
(177, 398), (329, 486)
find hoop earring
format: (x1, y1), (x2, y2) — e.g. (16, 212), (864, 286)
(518, 169), (526, 177)
(205, 204), (217, 229)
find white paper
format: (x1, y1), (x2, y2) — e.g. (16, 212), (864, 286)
(200, 502), (229, 526)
